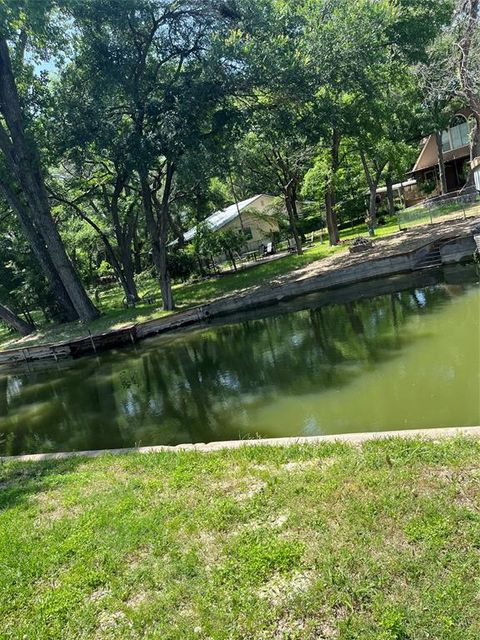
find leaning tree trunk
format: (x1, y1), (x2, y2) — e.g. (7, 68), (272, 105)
(0, 37), (99, 323)
(0, 181), (78, 321)
(435, 131), (448, 194)
(17, 155), (99, 322)
(0, 302), (35, 336)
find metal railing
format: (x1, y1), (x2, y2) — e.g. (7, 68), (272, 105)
(397, 186), (480, 230)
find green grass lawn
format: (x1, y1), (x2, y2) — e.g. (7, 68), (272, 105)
(398, 200), (480, 229)
(0, 242), (343, 349)
(1, 436), (480, 639)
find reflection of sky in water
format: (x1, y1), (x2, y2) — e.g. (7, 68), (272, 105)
(6, 377), (22, 401)
(218, 372), (241, 390)
(415, 290), (427, 307)
(124, 390), (140, 417)
(291, 333), (303, 347)
(303, 416), (320, 436)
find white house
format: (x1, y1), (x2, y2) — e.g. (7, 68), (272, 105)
(181, 194), (280, 253)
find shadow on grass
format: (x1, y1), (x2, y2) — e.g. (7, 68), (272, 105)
(0, 456), (88, 512)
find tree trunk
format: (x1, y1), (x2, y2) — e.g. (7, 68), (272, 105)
(465, 112), (480, 187)
(471, 113), (480, 161)
(0, 181), (78, 321)
(385, 172), (395, 216)
(291, 185), (306, 243)
(285, 189), (303, 255)
(107, 181), (139, 303)
(56, 192), (140, 307)
(435, 130), (448, 194)
(325, 182), (340, 246)
(368, 182), (379, 234)
(157, 163), (175, 310)
(456, 0), (480, 186)
(359, 150), (386, 233)
(227, 249), (237, 272)
(0, 302), (35, 336)
(120, 247), (139, 303)
(139, 167), (174, 310)
(27, 186), (99, 321)
(325, 128), (340, 246)
(133, 227), (143, 274)
(0, 37), (99, 323)
(103, 241), (136, 304)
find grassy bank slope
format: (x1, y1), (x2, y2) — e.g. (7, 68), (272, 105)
(0, 218), (403, 350)
(1, 437), (479, 639)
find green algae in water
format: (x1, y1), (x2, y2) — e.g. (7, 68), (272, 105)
(1, 267), (479, 455)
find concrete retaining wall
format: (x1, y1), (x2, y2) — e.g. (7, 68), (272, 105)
(3, 425), (480, 462)
(1, 228), (476, 365)
(440, 236), (476, 264)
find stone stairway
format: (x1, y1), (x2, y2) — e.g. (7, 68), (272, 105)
(414, 240), (446, 270)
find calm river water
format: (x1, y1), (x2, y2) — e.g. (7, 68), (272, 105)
(1, 265), (479, 455)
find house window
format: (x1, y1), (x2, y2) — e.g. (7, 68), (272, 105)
(441, 115), (471, 152)
(451, 120), (469, 148)
(441, 130), (451, 152)
(243, 227), (253, 240)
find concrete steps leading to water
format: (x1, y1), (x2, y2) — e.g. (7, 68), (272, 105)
(414, 246), (443, 269)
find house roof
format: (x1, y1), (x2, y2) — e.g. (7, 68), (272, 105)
(183, 194), (266, 243)
(410, 135), (470, 174)
(410, 135), (435, 173)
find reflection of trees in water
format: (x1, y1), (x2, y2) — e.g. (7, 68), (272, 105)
(0, 281), (471, 455)
(0, 376), (7, 417)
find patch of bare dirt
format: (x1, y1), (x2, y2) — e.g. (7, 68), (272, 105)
(417, 465), (480, 510)
(124, 545), (153, 570)
(281, 457), (337, 473)
(33, 490), (82, 523)
(234, 479), (267, 501)
(89, 587), (111, 603)
(258, 570), (314, 606)
(125, 591), (149, 608)
(95, 610), (132, 638)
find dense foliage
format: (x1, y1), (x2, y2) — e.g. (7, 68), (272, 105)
(0, 0), (476, 334)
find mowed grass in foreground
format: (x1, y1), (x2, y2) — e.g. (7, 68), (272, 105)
(1, 437), (480, 639)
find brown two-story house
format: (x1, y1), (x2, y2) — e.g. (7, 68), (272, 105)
(409, 113), (474, 196)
